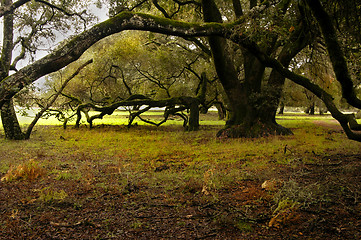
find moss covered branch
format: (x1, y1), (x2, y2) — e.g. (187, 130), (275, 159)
(73, 95), (200, 130)
(0, 11), (227, 107)
(305, 0), (361, 109)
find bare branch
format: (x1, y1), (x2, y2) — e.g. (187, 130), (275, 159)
(0, 0), (30, 18)
(172, 0), (201, 7)
(129, 0), (148, 12)
(24, 59), (93, 139)
(134, 64), (172, 97)
(35, 0), (88, 29)
(110, 65), (132, 96)
(152, 0), (170, 19)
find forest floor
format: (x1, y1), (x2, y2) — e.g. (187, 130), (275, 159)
(0, 112), (361, 239)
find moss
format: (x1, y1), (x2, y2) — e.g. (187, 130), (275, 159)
(106, 11), (226, 36)
(0, 75), (10, 84)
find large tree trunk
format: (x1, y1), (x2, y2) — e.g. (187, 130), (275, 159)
(202, 0), (248, 126)
(0, 0), (24, 140)
(1, 99), (24, 140)
(232, 0), (299, 138)
(259, 19), (310, 123)
(203, 0), (293, 138)
(187, 100), (200, 131)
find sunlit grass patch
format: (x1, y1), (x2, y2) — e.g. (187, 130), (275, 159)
(36, 186), (68, 203)
(1, 113), (360, 199)
(53, 170), (81, 181)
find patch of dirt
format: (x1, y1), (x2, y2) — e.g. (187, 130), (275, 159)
(1, 153), (361, 239)
(313, 119), (343, 131)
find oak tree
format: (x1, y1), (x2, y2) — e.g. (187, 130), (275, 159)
(1, 0), (361, 141)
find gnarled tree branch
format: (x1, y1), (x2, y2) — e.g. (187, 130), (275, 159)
(305, 0), (361, 109)
(24, 59), (93, 139)
(228, 31), (361, 141)
(0, 11), (226, 107)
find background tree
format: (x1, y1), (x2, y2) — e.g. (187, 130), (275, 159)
(45, 30), (218, 130)
(0, 0), (95, 139)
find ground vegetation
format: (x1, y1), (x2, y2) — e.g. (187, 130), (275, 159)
(0, 114), (360, 239)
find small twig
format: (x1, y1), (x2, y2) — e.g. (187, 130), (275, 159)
(50, 219), (100, 228)
(134, 215), (176, 219)
(35, 0), (88, 28)
(284, 144), (294, 154)
(194, 233), (217, 240)
(304, 161), (343, 167)
(50, 221), (82, 227)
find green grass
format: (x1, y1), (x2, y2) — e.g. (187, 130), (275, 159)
(1, 112), (361, 238)
(1, 113), (359, 183)
(0, 112), (358, 193)
(11, 109), (225, 127)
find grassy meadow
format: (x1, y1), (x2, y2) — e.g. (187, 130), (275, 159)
(0, 111), (361, 239)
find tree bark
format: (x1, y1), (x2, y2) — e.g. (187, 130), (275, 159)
(202, 0), (249, 128)
(259, 20), (310, 123)
(278, 102), (284, 115)
(0, 0), (24, 140)
(214, 102), (225, 120)
(1, 99), (24, 140)
(187, 100), (200, 131)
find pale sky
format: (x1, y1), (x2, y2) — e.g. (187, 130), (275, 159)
(0, 3), (109, 70)
(0, 3), (109, 87)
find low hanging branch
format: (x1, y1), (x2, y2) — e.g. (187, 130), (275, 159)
(137, 106), (188, 128)
(74, 95), (200, 130)
(305, 0), (361, 109)
(0, 11), (227, 107)
(24, 59), (93, 139)
(72, 71), (208, 130)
